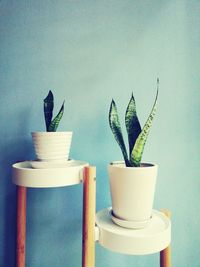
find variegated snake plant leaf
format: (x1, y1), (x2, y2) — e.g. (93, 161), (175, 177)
(44, 90), (54, 131)
(109, 100), (131, 167)
(125, 93), (141, 159)
(48, 101), (65, 132)
(130, 87), (158, 167)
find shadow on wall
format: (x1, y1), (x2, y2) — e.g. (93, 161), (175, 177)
(1, 122), (33, 266)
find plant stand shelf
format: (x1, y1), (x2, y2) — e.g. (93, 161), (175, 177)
(12, 161), (94, 267)
(12, 161), (88, 188)
(95, 208), (171, 255)
(82, 174), (171, 267)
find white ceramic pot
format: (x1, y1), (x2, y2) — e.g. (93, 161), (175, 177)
(108, 161), (158, 229)
(31, 132), (73, 162)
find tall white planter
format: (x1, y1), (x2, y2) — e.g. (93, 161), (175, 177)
(108, 161), (158, 229)
(32, 132), (73, 161)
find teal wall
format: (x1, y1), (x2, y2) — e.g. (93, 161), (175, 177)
(0, 1), (200, 266)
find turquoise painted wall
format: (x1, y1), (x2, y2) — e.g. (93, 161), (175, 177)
(0, 1), (200, 266)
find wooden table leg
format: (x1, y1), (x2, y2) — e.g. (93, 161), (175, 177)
(82, 166), (96, 267)
(160, 210), (171, 267)
(16, 186), (27, 267)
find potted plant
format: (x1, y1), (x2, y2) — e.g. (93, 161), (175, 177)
(32, 90), (72, 162)
(108, 80), (159, 229)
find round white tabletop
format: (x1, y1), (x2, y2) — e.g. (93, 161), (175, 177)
(12, 160), (88, 188)
(95, 208), (171, 255)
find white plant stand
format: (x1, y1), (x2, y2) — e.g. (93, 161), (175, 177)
(81, 175), (171, 267)
(12, 163), (171, 267)
(12, 161), (88, 188)
(12, 161), (95, 267)
(95, 208), (171, 255)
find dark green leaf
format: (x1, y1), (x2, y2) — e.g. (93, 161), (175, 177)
(131, 87), (159, 167)
(125, 93), (141, 159)
(109, 99), (130, 167)
(48, 101), (65, 132)
(44, 90), (54, 131)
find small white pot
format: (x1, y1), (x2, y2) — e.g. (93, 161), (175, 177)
(31, 132), (73, 162)
(108, 161), (158, 229)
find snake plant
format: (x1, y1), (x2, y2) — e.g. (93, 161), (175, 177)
(44, 90), (65, 132)
(109, 80), (159, 167)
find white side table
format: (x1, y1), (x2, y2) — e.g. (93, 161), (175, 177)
(12, 161), (96, 267)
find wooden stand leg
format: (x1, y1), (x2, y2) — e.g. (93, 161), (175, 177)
(17, 186), (27, 267)
(82, 166), (96, 267)
(160, 210), (171, 267)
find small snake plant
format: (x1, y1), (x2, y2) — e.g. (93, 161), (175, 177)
(44, 90), (64, 132)
(109, 80), (159, 167)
